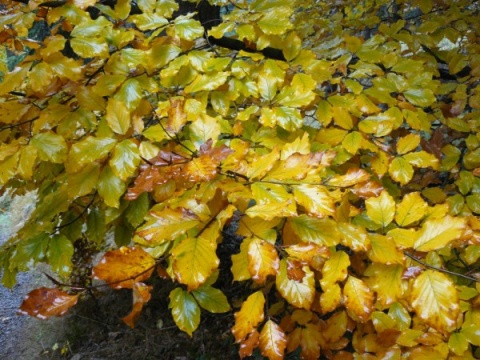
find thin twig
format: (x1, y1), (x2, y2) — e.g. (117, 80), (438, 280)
(404, 252), (479, 282)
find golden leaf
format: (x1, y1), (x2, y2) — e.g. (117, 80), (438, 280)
(365, 190), (396, 227)
(364, 264), (405, 307)
(413, 216), (466, 252)
(343, 276), (374, 322)
(395, 192), (427, 227)
(19, 288), (78, 319)
(259, 320), (287, 360)
(276, 259), (315, 310)
(122, 282), (152, 328)
(411, 270), (460, 333)
(247, 237), (280, 283)
(320, 250), (350, 290)
(232, 291), (265, 343)
(92, 247), (156, 289)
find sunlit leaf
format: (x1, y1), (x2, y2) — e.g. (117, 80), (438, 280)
(172, 237), (219, 291)
(411, 270), (460, 333)
(92, 247), (156, 289)
(413, 216), (466, 251)
(110, 140), (141, 180)
(293, 184), (335, 218)
(247, 237), (279, 283)
(19, 288), (78, 319)
(106, 98), (130, 134)
(31, 132), (67, 163)
(395, 192), (427, 226)
(320, 250), (350, 289)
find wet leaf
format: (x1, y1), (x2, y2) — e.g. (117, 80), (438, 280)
(232, 291), (265, 343)
(247, 237), (279, 284)
(343, 276), (374, 322)
(259, 320), (287, 360)
(411, 270), (460, 333)
(122, 282), (152, 328)
(192, 286), (231, 313)
(92, 247), (156, 289)
(395, 192), (427, 227)
(365, 190), (396, 227)
(19, 288), (78, 319)
(276, 259), (315, 310)
(413, 216), (466, 252)
(169, 287), (200, 336)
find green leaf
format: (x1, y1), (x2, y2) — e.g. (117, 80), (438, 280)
(86, 208), (106, 244)
(192, 286), (231, 313)
(67, 136), (116, 173)
(404, 88), (436, 107)
(169, 287), (200, 336)
(109, 140), (141, 181)
(97, 165), (126, 208)
(47, 234), (74, 276)
(67, 162), (101, 199)
(125, 193), (149, 227)
(13, 233), (50, 270)
(31, 132), (67, 163)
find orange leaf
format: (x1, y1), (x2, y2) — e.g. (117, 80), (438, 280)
(247, 237), (279, 283)
(18, 288), (78, 319)
(259, 320), (287, 360)
(232, 291), (265, 343)
(239, 330), (260, 359)
(92, 247), (156, 289)
(287, 324), (322, 360)
(122, 282), (152, 328)
(183, 140), (233, 182)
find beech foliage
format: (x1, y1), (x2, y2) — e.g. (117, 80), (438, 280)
(1, 0), (480, 358)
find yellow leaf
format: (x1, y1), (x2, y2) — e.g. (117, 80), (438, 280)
(287, 323), (322, 360)
(448, 332), (469, 356)
(339, 222), (371, 252)
(232, 291), (265, 343)
(365, 190), (396, 227)
(368, 234), (404, 265)
(320, 250), (350, 289)
(411, 270), (460, 333)
(293, 184), (335, 218)
(324, 310), (348, 342)
(403, 150), (440, 169)
(288, 215), (341, 247)
(184, 72), (229, 93)
(396, 133), (420, 155)
(247, 148), (280, 180)
(327, 168), (371, 187)
(136, 208), (200, 246)
(395, 192), (428, 227)
(332, 106), (353, 130)
(259, 320), (287, 360)
(364, 264), (404, 307)
(343, 276), (374, 322)
(276, 259), (315, 310)
(172, 237), (219, 291)
(238, 216), (280, 243)
(320, 283), (342, 313)
(413, 216), (466, 252)
(106, 98), (131, 135)
(342, 131), (363, 155)
(248, 237), (279, 284)
(389, 157), (414, 185)
(231, 238), (253, 281)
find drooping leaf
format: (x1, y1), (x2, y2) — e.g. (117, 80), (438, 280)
(47, 234), (74, 276)
(18, 288), (78, 319)
(192, 286), (231, 313)
(411, 270), (460, 333)
(92, 247), (156, 289)
(122, 282), (152, 328)
(259, 320), (287, 360)
(169, 287), (200, 336)
(232, 291), (265, 343)
(171, 237), (219, 291)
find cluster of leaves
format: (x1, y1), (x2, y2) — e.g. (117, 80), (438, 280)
(2, 0), (480, 358)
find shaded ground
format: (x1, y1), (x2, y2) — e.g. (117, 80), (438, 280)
(0, 270), (243, 360)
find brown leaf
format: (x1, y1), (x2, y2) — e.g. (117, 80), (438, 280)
(92, 247), (156, 289)
(18, 288), (78, 319)
(122, 282), (152, 328)
(239, 330), (260, 359)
